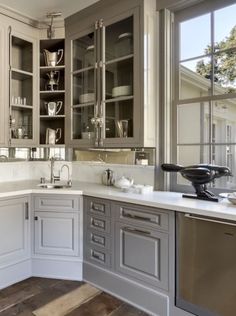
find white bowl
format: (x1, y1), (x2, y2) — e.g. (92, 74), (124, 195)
(227, 194), (236, 205)
(112, 85), (132, 98)
(79, 93), (94, 104)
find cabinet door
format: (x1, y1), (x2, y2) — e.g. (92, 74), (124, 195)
(9, 26), (38, 147)
(100, 8), (141, 147)
(115, 222), (169, 290)
(34, 211), (79, 257)
(66, 25), (99, 147)
(0, 22), (8, 146)
(0, 197), (30, 267)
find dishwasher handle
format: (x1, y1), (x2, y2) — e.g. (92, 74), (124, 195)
(185, 213), (236, 227)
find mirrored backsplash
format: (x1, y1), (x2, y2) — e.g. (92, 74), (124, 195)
(0, 147), (155, 166)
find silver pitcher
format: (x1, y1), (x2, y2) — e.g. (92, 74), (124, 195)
(46, 71), (60, 91)
(46, 128), (62, 145)
(102, 169), (115, 186)
(44, 101), (63, 116)
(43, 49), (64, 67)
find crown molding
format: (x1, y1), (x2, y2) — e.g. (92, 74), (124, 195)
(0, 4), (39, 27)
(0, 4), (65, 29)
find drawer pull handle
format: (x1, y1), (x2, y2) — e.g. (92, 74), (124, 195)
(91, 234), (105, 245)
(124, 227), (151, 236)
(91, 218), (105, 229)
(90, 202), (105, 213)
(91, 250), (105, 262)
(123, 212), (152, 222)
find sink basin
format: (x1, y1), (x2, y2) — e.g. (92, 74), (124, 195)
(37, 183), (66, 189)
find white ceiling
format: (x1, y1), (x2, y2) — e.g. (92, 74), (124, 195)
(0, 0), (100, 21)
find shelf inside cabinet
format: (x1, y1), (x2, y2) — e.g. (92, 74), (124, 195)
(105, 95), (133, 103)
(105, 54), (134, 66)
(11, 104), (33, 110)
(40, 115), (65, 120)
(73, 102), (95, 108)
(12, 69), (33, 80)
(40, 90), (65, 95)
(40, 65), (65, 73)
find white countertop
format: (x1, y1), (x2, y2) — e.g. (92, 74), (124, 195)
(0, 180), (235, 221)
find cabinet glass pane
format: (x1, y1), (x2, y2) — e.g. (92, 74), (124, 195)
(12, 36), (32, 73)
(105, 99), (133, 138)
(73, 106), (95, 140)
(73, 33), (95, 71)
(11, 108), (32, 139)
(73, 70), (95, 105)
(105, 58), (133, 100)
(105, 16), (133, 61)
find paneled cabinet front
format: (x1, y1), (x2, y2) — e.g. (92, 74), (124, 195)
(115, 222), (169, 290)
(33, 194), (81, 258)
(65, 0), (157, 148)
(0, 196), (30, 267)
(34, 211), (79, 257)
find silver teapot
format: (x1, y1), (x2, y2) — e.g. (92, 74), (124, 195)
(102, 169), (115, 186)
(43, 49), (64, 67)
(46, 71), (60, 91)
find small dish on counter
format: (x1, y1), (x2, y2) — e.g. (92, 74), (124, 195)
(227, 193), (236, 205)
(220, 192), (236, 205)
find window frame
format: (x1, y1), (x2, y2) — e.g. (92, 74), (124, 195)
(169, 0), (236, 193)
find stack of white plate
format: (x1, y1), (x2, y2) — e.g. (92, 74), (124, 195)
(112, 85), (132, 98)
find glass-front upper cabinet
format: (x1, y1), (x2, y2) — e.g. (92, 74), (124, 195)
(70, 29), (97, 146)
(66, 0), (156, 148)
(102, 15), (134, 144)
(9, 28), (38, 146)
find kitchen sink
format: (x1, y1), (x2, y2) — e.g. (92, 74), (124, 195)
(37, 183), (67, 189)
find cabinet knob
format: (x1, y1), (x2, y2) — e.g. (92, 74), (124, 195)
(34, 216), (38, 221)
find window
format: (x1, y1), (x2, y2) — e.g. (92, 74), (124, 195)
(172, 1), (236, 191)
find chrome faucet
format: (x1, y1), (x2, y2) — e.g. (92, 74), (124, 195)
(50, 157), (60, 183)
(61, 164), (72, 187)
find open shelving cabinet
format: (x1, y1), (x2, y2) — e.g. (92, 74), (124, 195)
(39, 38), (65, 146)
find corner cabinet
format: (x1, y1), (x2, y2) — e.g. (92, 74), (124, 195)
(9, 26), (38, 147)
(65, 0), (157, 148)
(39, 39), (65, 146)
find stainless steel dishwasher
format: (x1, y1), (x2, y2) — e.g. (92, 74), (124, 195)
(176, 212), (236, 316)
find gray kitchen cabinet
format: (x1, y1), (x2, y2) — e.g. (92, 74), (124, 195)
(115, 221), (169, 290)
(0, 21), (8, 146)
(34, 211), (79, 256)
(0, 196), (30, 267)
(114, 202), (170, 291)
(33, 194), (81, 258)
(65, 0), (157, 148)
(9, 23), (39, 147)
(0, 15), (39, 147)
(83, 196), (112, 268)
(83, 196), (172, 316)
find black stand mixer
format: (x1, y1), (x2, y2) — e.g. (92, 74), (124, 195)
(161, 164), (232, 202)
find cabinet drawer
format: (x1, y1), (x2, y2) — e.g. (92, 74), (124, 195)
(115, 204), (169, 231)
(87, 214), (111, 233)
(85, 246), (111, 268)
(34, 195), (80, 212)
(86, 230), (111, 251)
(86, 197), (110, 217)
